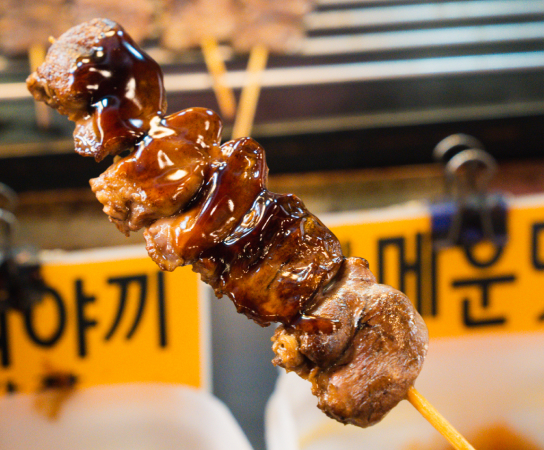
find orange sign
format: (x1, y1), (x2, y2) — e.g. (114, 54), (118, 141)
(327, 195), (544, 339)
(0, 246), (207, 394)
(4, 194), (544, 394)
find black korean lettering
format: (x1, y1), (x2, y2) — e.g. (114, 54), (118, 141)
(452, 275), (514, 327)
(463, 243), (504, 268)
(378, 234), (437, 316)
(76, 279), (97, 357)
(0, 311), (9, 367)
(105, 274), (147, 340)
(24, 286), (66, 347)
(157, 271), (167, 347)
(378, 236), (422, 298)
(6, 380), (16, 393)
(531, 222), (544, 270)
(532, 223), (544, 322)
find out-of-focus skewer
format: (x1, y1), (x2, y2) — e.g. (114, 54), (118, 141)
(200, 36), (236, 120)
(159, 0), (238, 118)
(28, 43), (51, 129)
(407, 387), (476, 450)
(231, 43), (268, 139)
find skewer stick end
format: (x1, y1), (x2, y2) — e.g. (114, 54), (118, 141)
(407, 387), (476, 450)
(28, 44), (52, 129)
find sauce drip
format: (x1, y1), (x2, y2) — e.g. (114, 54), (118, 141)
(292, 315), (340, 334)
(196, 191), (344, 326)
(70, 23), (166, 159)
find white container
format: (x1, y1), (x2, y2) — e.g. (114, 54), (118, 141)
(266, 333), (544, 450)
(0, 383), (254, 450)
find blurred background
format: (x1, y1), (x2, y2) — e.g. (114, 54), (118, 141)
(0, 1), (543, 449)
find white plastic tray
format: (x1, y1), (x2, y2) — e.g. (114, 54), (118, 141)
(266, 332), (544, 450)
(0, 383), (254, 450)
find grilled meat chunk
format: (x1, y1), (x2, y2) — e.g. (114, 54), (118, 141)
(26, 18), (166, 161)
(90, 108), (222, 234)
(272, 257), (428, 427)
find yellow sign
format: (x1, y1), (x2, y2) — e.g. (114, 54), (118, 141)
(4, 194), (544, 394)
(327, 195), (544, 339)
(0, 246), (207, 395)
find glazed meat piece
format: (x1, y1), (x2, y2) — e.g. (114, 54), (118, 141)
(144, 136), (343, 326)
(192, 191), (344, 326)
(27, 18), (167, 161)
(272, 257), (428, 427)
(144, 137), (268, 270)
(272, 257), (374, 373)
(90, 108), (222, 234)
(27, 19), (429, 430)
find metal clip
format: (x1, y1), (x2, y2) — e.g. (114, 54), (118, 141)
(431, 134), (507, 248)
(0, 218), (15, 311)
(0, 183), (46, 312)
(0, 182), (18, 213)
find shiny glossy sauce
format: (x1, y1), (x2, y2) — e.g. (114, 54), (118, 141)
(90, 107), (224, 234)
(197, 191), (344, 326)
(72, 29), (345, 329)
(32, 19), (346, 331)
(180, 138), (269, 259)
(292, 314), (340, 334)
(70, 25), (166, 156)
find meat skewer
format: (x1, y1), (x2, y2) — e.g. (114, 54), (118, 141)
(200, 36), (237, 120)
(0, 0), (71, 56)
(26, 19), (474, 449)
(0, 0), (72, 129)
(407, 388), (476, 450)
(231, 0), (315, 55)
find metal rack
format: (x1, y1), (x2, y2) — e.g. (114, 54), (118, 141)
(0, 0), (543, 178)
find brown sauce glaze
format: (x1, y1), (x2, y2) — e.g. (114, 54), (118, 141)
(70, 22), (166, 160)
(28, 18), (344, 329)
(144, 137), (269, 269)
(194, 191), (344, 326)
(178, 138), (269, 257)
(292, 314), (340, 334)
(27, 20), (429, 430)
(90, 108), (222, 234)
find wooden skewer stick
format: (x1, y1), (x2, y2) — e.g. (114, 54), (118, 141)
(28, 43), (51, 129)
(407, 387), (476, 450)
(200, 36), (236, 120)
(231, 43), (269, 140)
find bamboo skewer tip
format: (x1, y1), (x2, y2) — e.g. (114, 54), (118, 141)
(28, 44), (51, 130)
(407, 386), (476, 450)
(200, 36), (236, 120)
